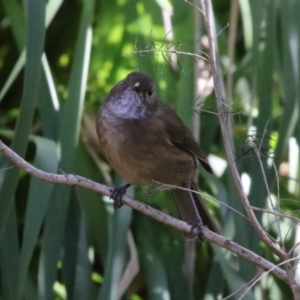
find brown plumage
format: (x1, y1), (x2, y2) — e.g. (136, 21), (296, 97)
(96, 72), (217, 238)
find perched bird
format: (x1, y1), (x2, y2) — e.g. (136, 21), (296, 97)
(96, 72), (217, 239)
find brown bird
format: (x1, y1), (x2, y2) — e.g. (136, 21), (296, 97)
(96, 72), (217, 239)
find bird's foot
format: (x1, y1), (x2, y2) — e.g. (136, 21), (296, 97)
(187, 220), (204, 242)
(110, 183), (131, 209)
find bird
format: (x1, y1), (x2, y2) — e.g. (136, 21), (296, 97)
(96, 71), (217, 239)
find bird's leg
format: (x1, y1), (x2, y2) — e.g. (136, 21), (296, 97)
(179, 182), (205, 242)
(110, 183), (131, 209)
(187, 220), (204, 242)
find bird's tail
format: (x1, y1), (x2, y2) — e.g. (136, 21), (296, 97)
(171, 182), (218, 238)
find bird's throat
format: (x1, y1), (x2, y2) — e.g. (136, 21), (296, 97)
(105, 90), (148, 119)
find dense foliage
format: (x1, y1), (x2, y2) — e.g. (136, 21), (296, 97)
(0, 0), (299, 299)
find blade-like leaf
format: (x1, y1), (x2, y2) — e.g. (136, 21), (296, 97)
(18, 136), (59, 298)
(0, 0), (63, 102)
(97, 178), (133, 300)
(0, 0), (46, 241)
(0, 203), (19, 300)
(37, 0), (94, 297)
(1, 0), (25, 49)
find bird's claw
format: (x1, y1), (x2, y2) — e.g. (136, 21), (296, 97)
(187, 220), (204, 242)
(110, 183), (131, 209)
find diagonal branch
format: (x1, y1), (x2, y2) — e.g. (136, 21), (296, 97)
(0, 139), (289, 283)
(202, 0), (300, 297)
(202, 0), (286, 260)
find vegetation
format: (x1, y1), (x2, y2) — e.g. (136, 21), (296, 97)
(0, 0), (299, 299)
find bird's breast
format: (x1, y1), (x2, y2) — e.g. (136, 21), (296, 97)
(96, 106), (196, 187)
(97, 107), (146, 184)
(106, 90), (149, 119)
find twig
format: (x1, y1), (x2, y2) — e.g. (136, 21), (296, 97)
(253, 144), (300, 297)
(203, 0), (300, 297)
(152, 181), (248, 220)
(0, 139), (288, 283)
(123, 48), (209, 62)
(280, 176), (300, 184)
(184, 0), (205, 16)
(240, 255), (300, 299)
(202, 0), (286, 260)
(222, 271), (264, 300)
(252, 144), (283, 244)
(250, 206), (300, 225)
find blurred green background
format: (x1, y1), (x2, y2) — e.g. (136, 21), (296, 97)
(0, 0), (299, 299)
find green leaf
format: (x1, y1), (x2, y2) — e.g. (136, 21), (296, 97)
(75, 142), (109, 262)
(73, 220), (93, 300)
(0, 0), (63, 102)
(214, 247), (255, 300)
(0, 0), (46, 242)
(18, 136), (59, 299)
(37, 0), (95, 298)
(38, 55), (60, 141)
(1, 0), (26, 49)
(97, 178), (133, 300)
(62, 191), (81, 299)
(0, 203), (19, 300)
(135, 214), (171, 300)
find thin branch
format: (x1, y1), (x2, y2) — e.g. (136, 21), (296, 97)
(202, 0), (286, 261)
(123, 48), (209, 62)
(280, 176), (300, 184)
(241, 255), (300, 299)
(250, 206), (300, 225)
(0, 139), (288, 283)
(222, 271), (264, 300)
(253, 144), (283, 244)
(153, 181), (248, 220)
(252, 142), (299, 296)
(288, 242), (300, 257)
(184, 0), (205, 16)
(203, 0), (300, 297)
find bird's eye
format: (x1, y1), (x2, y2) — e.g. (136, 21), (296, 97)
(145, 87), (156, 104)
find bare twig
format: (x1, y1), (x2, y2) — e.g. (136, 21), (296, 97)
(222, 271), (264, 300)
(203, 0), (300, 297)
(0, 139), (288, 283)
(250, 206), (300, 225)
(252, 142), (300, 297)
(123, 48), (209, 63)
(240, 255), (300, 299)
(253, 144), (283, 244)
(202, 0), (287, 260)
(152, 181), (248, 220)
(280, 176), (300, 184)
(184, 0), (205, 16)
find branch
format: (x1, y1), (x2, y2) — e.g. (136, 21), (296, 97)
(202, 0), (286, 260)
(202, 0), (300, 297)
(123, 48), (209, 62)
(0, 139), (288, 283)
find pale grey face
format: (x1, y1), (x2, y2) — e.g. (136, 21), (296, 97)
(105, 72), (158, 119)
(106, 89), (149, 118)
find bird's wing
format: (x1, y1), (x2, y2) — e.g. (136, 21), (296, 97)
(157, 103), (213, 174)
